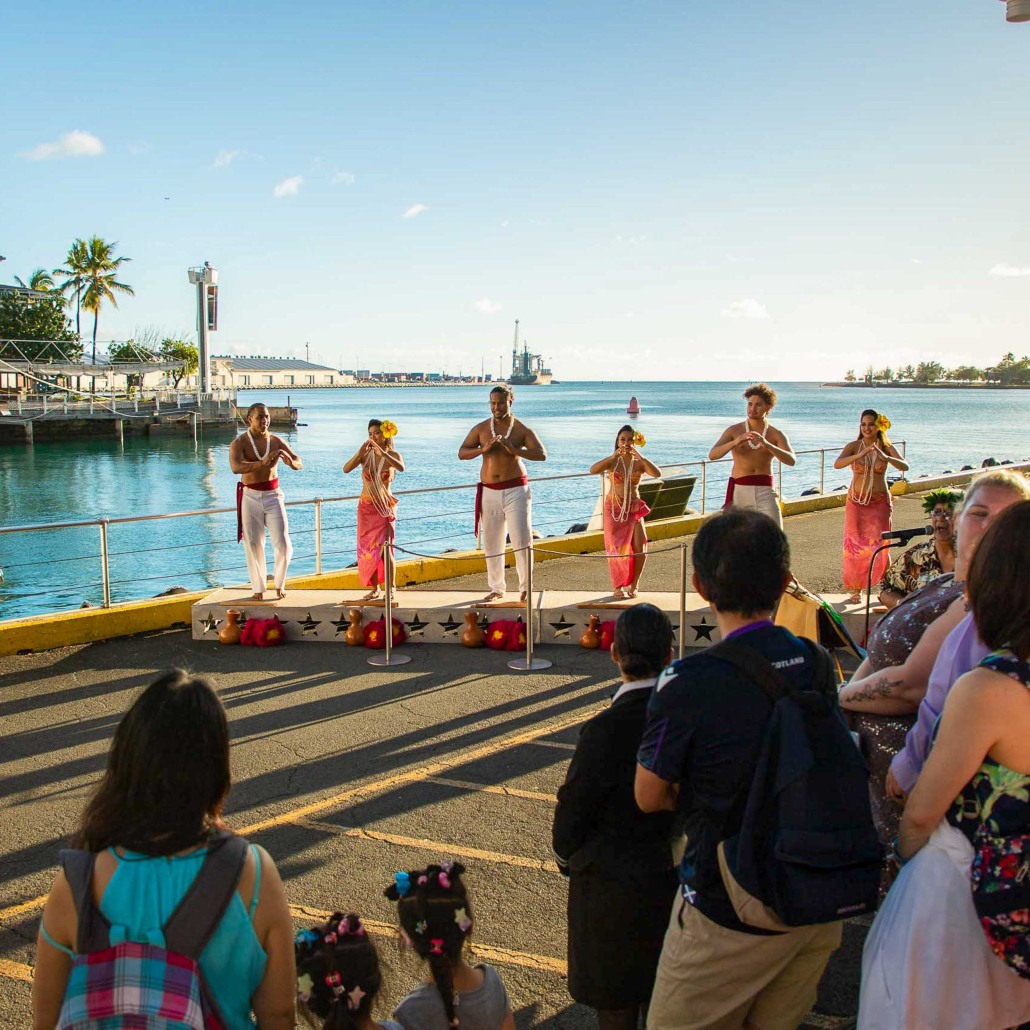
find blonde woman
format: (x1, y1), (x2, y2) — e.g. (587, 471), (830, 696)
(344, 419), (404, 601)
(589, 425), (661, 598)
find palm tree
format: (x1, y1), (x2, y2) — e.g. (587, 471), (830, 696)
(54, 239), (90, 339)
(13, 268), (55, 292)
(78, 236), (134, 393)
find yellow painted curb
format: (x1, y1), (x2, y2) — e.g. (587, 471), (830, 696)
(890, 460), (1030, 495)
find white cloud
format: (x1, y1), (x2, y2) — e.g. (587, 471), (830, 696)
(273, 175), (304, 198)
(614, 233), (646, 245)
(332, 171), (356, 185)
(403, 203), (428, 219)
(22, 130), (104, 160)
(499, 219), (509, 228)
(213, 149), (242, 169)
(989, 263), (1030, 278)
(473, 298), (501, 314)
(721, 298), (770, 319)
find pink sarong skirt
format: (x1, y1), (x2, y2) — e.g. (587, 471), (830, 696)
(604, 498), (649, 590)
(843, 493), (892, 593)
(357, 498), (396, 588)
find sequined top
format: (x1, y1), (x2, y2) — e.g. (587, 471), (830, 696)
(865, 574), (962, 671)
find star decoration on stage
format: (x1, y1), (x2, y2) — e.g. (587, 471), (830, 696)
(298, 612), (321, 635)
(549, 613), (575, 638)
(438, 613), (461, 636)
(406, 613), (429, 637)
(330, 612), (351, 635)
(200, 612), (221, 634)
(691, 616), (716, 642)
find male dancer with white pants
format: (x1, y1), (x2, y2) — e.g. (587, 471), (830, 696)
(229, 402), (303, 599)
(459, 385), (547, 602)
(708, 383), (795, 527)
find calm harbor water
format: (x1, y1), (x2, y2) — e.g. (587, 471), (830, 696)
(1, 382), (1026, 621)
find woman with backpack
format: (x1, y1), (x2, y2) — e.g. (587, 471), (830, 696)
(32, 670), (296, 1030)
(858, 502), (1030, 1028)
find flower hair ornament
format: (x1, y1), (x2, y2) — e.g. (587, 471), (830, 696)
(875, 413), (891, 444)
(380, 419), (398, 439)
(393, 871), (411, 897)
(454, 906), (473, 932)
(632, 431), (646, 447)
(297, 972), (314, 1003)
(430, 938), (446, 955)
(347, 984), (366, 1010)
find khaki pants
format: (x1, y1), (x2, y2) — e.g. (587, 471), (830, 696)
(647, 896), (841, 1030)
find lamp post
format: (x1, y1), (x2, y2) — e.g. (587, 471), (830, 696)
(187, 262), (218, 397)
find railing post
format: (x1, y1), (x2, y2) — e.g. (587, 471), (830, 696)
(700, 460), (707, 515)
(315, 499), (323, 575)
(99, 518), (111, 608)
(368, 541), (410, 667)
(819, 449), (825, 494)
(679, 543), (687, 660)
(509, 544), (551, 671)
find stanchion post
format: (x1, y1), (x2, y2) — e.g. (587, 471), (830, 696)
(314, 499), (323, 575)
(99, 519), (111, 608)
(368, 540), (410, 667)
(508, 544), (551, 671)
(700, 461), (707, 514)
(819, 449), (825, 495)
(679, 543), (687, 660)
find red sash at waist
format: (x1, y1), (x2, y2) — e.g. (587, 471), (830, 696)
(724, 474), (774, 507)
(237, 478), (280, 542)
(475, 476), (529, 537)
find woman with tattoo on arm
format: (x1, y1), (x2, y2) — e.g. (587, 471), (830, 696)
(839, 471), (1030, 851)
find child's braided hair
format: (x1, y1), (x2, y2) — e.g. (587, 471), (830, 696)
(384, 861), (473, 1028)
(294, 912), (382, 1030)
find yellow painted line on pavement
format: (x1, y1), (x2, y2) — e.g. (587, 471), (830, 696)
(295, 817), (561, 874)
(0, 957), (33, 982)
(236, 705), (594, 836)
(0, 895), (49, 923)
(426, 775), (558, 804)
(289, 905), (567, 976)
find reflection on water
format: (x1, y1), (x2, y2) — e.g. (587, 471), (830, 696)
(1, 382), (1027, 619)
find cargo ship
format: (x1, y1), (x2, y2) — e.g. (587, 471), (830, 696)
(507, 320), (552, 386)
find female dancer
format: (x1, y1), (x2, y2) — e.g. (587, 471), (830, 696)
(344, 419), (405, 601)
(834, 409), (909, 604)
(589, 425), (661, 598)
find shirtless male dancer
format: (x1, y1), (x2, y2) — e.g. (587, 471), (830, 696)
(458, 385), (547, 601)
(229, 402), (303, 600)
(708, 383), (795, 527)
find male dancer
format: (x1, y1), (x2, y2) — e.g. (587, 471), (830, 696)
(458, 385), (547, 601)
(229, 402), (303, 599)
(708, 383), (795, 527)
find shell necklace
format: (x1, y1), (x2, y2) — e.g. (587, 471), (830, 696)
(491, 414), (515, 440)
(247, 430), (271, 461)
(851, 448), (876, 506)
(610, 454), (635, 523)
(746, 420), (767, 450)
(366, 451), (395, 518)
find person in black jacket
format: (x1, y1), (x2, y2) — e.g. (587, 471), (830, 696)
(553, 604), (678, 1030)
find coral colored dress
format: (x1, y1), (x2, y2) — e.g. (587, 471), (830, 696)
(603, 466), (649, 591)
(357, 462), (396, 588)
(843, 454), (891, 593)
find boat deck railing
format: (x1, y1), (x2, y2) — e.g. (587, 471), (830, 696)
(0, 443), (905, 619)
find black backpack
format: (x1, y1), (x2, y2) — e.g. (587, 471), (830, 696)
(710, 637), (883, 930)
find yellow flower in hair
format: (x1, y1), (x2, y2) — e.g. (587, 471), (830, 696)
(875, 414), (891, 433)
(380, 420), (398, 439)
(632, 431), (646, 447)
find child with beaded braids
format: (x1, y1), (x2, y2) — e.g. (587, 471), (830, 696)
(295, 912), (403, 1030)
(383, 861), (514, 1030)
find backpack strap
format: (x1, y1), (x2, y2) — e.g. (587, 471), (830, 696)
(162, 833), (250, 959)
(58, 849), (113, 953)
(708, 636), (837, 705)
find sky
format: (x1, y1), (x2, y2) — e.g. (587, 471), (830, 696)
(2, 0), (1029, 381)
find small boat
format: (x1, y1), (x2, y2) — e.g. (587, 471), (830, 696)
(627, 396), (640, 416)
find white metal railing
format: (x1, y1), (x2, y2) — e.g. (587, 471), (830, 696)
(0, 444), (906, 620)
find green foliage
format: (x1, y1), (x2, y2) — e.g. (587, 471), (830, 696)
(108, 340), (156, 362)
(0, 294), (81, 360)
(844, 369), (856, 382)
(13, 269), (55, 292)
(845, 355), (1028, 386)
(159, 338), (198, 388)
(913, 360), (945, 384)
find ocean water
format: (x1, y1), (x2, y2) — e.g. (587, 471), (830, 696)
(1, 381), (1026, 620)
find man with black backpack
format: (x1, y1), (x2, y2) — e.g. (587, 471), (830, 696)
(636, 509), (880, 1030)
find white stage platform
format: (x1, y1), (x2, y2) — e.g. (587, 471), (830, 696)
(191, 588), (872, 649)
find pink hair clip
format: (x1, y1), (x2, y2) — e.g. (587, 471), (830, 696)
(339, 917), (350, 935)
(430, 938), (445, 955)
(441, 860), (454, 873)
(438, 871), (451, 889)
(418, 874), (428, 885)
(324, 931), (337, 945)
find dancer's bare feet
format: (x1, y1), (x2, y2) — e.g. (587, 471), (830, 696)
(362, 587), (382, 601)
(847, 592), (861, 605)
(482, 591), (504, 602)
(276, 587), (287, 600)
(625, 586), (638, 598)
(249, 591), (264, 601)
(613, 586), (626, 600)
(520, 590), (528, 603)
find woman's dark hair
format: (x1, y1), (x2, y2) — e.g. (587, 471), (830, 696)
(384, 861), (472, 1028)
(73, 670), (231, 854)
(693, 509), (790, 616)
(367, 418), (382, 430)
(856, 408), (888, 448)
(295, 913), (382, 1030)
(966, 500), (1030, 659)
(614, 424), (634, 450)
(614, 603), (673, 679)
